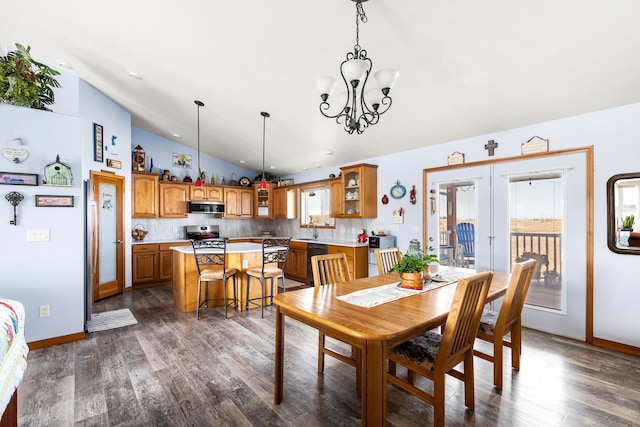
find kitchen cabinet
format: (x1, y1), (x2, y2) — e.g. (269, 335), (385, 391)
(224, 187), (253, 218)
(339, 163), (378, 218)
(132, 242), (190, 286)
(329, 178), (343, 218)
(190, 184), (223, 202)
(328, 245), (368, 279)
(254, 183), (273, 218)
(132, 172), (158, 218)
(159, 182), (189, 218)
(273, 186), (297, 219)
(285, 240), (308, 283)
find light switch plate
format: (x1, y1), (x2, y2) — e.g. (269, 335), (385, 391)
(27, 229), (50, 242)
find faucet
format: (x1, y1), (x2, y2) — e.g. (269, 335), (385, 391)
(308, 218), (318, 239)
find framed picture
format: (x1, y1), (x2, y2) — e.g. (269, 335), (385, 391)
(94, 123), (104, 162)
(0, 172), (38, 186)
(35, 195), (74, 207)
(172, 153), (192, 169)
(106, 159), (122, 169)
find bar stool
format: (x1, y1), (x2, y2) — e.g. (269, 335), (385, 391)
(191, 238), (238, 319)
(245, 238), (291, 317)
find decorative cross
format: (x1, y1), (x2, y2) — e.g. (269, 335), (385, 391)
(484, 139), (498, 156)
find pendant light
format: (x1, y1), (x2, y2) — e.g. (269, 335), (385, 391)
(194, 100), (204, 187)
(259, 111), (270, 191)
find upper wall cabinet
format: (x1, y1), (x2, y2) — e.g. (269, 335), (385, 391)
(273, 186), (297, 219)
(224, 187), (253, 218)
(339, 163), (378, 218)
(190, 184), (223, 202)
(254, 183), (273, 218)
(159, 182), (189, 218)
(132, 172), (158, 218)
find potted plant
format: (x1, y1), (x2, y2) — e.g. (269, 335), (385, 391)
(388, 252), (440, 290)
(620, 215), (635, 231)
(0, 43), (61, 111)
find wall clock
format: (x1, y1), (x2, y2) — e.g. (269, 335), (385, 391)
(390, 180), (406, 199)
(239, 176), (251, 187)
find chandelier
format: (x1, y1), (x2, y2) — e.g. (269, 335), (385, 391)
(317, 0), (399, 134)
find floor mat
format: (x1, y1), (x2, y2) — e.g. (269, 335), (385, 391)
(87, 308), (137, 333)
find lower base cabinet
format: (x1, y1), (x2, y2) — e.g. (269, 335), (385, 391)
(284, 241), (308, 284)
(328, 245), (368, 280)
(132, 242), (190, 286)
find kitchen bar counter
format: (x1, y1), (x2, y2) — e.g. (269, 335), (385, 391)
(134, 236), (368, 248)
(171, 242), (281, 313)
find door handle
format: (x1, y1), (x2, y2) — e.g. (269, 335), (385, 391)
(428, 246), (435, 251)
(115, 240), (123, 244)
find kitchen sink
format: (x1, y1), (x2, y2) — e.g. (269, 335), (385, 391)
(295, 237), (319, 241)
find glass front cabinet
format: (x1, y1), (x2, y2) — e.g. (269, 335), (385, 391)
(340, 163), (378, 218)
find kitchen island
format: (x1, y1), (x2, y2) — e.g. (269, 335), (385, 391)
(171, 242), (283, 313)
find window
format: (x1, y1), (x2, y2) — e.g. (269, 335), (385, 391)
(300, 185), (335, 228)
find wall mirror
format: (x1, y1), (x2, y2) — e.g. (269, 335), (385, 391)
(300, 184), (335, 229)
(607, 172), (640, 254)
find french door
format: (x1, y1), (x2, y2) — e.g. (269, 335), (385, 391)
(425, 152), (588, 339)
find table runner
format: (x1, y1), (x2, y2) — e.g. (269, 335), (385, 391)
(336, 270), (475, 308)
(336, 280), (452, 308)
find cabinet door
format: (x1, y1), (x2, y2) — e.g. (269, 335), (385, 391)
(132, 173), (158, 218)
(273, 187), (297, 219)
(239, 188), (254, 217)
(207, 186), (223, 202)
(132, 244), (159, 284)
(158, 250), (174, 281)
(285, 246), (308, 283)
(329, 178), (343, 218)
(159, 183), (188, 218)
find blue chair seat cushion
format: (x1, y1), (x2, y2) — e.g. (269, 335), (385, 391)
(389, 330), (442, 370)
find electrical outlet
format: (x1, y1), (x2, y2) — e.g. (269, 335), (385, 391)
(39, 305), (50, 318)
(242, 260), (248, 269)
(172, 226), (178, 233)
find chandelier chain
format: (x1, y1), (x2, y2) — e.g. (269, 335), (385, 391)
(354, 1), (367, 50)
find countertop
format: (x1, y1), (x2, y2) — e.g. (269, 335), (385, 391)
(132, 237), (368, 248)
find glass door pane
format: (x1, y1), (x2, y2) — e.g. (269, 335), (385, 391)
(509, 173), (564, 312)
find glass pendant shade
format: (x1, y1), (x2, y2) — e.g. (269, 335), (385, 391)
(259, 179), (267, 191)
(373, 68), (399, 91)
(195, 177), (202, 187)
(342, 59), (369, 86)
(316, 76), (338, 97)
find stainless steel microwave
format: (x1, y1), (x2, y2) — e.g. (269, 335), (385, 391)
(188, 201), (225, 216)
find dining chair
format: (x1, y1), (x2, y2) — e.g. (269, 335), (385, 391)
(245, 238), (291, 318)
(374, 247), (402, 275)
(455, 222), (475, 267)
(473, 259), (537, 390)
(191, 238), (239, 320)
(310, 253), (361, 395)
(387, 271), (494, 427)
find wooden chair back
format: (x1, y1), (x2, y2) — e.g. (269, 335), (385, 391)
(437, 271), (493, 371)
(498, 259), (537, 331)
(311, 253), (351, 286)
(374, 247), (402, 275)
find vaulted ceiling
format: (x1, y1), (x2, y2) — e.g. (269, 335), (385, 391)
(2, 1), (640, 176)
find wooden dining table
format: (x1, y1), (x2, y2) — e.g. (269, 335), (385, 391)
(273, 267), (510, 426)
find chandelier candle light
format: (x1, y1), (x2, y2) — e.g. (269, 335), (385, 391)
(194, 100), (204, 187)
(317, 0), (399, 134)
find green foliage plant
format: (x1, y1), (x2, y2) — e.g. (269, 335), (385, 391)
(0, 43), (61, 111)
(621, 215), (635, 230)
(388, 252), (440, 274)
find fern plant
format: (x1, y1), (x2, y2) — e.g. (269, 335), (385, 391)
(0, 43), (61, 111)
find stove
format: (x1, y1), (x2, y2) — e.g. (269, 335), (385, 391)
(186, 225), (220, 240)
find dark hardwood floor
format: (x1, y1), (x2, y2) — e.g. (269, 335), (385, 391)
(18, 285), (640, 426)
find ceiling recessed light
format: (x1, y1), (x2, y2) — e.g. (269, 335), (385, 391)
(56, 60), (72, 69)
(172, 133), (181, 138)
(239, 160), (246, 164)
(269, 166), (277, 170)
(325, 150), (334, 155)
(314, 164), (321, 168)
(126, 70), (142, 80)
(302, 167), (308, 171)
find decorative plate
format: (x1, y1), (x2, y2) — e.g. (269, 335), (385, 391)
(390, 180), (406, 199)
(239, 176), (251, 187)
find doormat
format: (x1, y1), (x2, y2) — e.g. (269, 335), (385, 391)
(87, 308), (137, 333)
